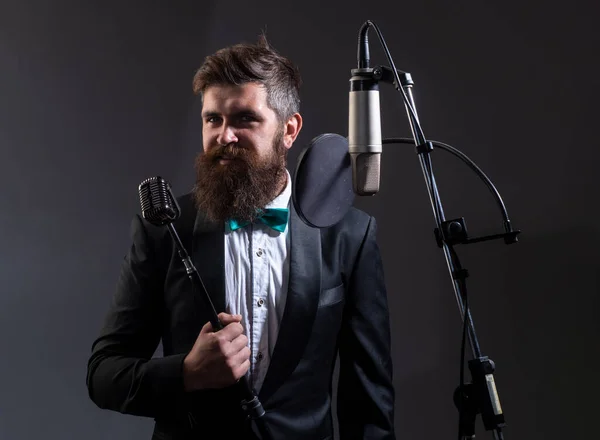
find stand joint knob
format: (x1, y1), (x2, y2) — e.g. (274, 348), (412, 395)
(434, 217), (469, 247)
(416, 141), (434, 155)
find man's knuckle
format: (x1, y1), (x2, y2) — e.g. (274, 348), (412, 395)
(225, 358), (237, 370)
(216, 335), (229, 350)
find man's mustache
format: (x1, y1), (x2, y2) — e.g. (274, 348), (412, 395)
(206, 144), (250, 162)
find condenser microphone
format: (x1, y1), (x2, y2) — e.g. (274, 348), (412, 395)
(138, 176), (181, 225)
(348, 23), (382, 196)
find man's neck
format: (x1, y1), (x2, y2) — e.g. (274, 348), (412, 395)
(271, 168), (288, 200)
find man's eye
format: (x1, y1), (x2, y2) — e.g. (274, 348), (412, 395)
(240, 115), (256, 122)
(206, 117), (221, 124)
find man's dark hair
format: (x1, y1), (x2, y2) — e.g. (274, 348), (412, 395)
(192, 33), (301, 121)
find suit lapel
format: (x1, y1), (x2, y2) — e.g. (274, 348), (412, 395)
(191, 209), (227, 318)
(258, 203), (321, 403)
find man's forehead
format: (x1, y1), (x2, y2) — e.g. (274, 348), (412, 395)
(202, 82), (268, 111)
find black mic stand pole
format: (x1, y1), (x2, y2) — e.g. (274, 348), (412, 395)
(397, 73), (506, 440)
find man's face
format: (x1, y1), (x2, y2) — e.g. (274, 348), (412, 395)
(201, 82), (283, 162)
(193, 82), (301, 223)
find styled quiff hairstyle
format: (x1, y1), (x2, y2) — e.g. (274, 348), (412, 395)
(192, 34), (301, 122)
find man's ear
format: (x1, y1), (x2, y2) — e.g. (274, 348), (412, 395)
(282, 113), (303, 149)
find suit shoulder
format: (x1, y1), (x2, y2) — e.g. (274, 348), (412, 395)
(321, 206), (375, 243)
(339, 206), (374, 230)
(173, 191), (198, 232)
(345, 206), (372, 222)
(175, 192), (196, 214)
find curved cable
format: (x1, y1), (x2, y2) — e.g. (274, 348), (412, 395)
(365, 21), (427, 143)
(383, 137), (510, 223)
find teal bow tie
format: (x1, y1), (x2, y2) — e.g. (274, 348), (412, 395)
(228, 208), (289, 233)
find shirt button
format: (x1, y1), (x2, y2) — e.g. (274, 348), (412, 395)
(256, 248), (263, 257)
(257, 298), (265, 307)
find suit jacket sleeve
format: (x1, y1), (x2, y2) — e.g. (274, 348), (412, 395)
(337, 216), (396, 439)
(86, 214), (187, 417)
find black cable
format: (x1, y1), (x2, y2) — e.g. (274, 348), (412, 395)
(383, 137), (510, 223)
(446, 244), (469, 440)
(364, 21), (427, 145)
(420, 148), (445, 224)
(364, 22), (453, 233)
(363, 21), (513, 232)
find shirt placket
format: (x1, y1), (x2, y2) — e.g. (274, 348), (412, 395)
(250, 226), (269, 387)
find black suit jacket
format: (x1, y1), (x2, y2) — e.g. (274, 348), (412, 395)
(87, 193), (395, 439)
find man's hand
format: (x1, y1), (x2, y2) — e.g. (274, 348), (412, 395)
(182, 312), (251, 391)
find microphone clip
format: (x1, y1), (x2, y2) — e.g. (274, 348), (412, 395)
(351, 65), (413, 92)
(434, 217), (522, 248)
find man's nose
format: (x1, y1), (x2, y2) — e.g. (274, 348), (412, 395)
(217, 123), (238, 146)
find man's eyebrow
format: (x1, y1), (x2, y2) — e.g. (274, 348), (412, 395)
(201, 109), (263, 119)
(239, 108), (260, 115)
(235, 109), (263, 120)
(201, 110), (220, 119)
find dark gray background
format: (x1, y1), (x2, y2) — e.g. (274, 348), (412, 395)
(1, 0), (598, 439)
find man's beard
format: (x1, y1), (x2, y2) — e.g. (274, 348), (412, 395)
(193, 131), (287, 224)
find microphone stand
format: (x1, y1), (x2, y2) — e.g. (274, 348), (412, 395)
(365, 61), (517, 439)
(148, 186), (273, 440)
(398, 71), (506, 440)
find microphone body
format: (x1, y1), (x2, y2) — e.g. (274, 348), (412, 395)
(139, 176), (180, 225)
(348, 69), (382, 196)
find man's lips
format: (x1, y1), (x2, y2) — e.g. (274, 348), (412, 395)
(217, 155), (237, 164)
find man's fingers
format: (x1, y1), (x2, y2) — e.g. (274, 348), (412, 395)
(234, 359), (251, 381)
(214, 327), (244, 357)
(199, 320), (214, 335)
(200, 314), (242, 336)
(234, 345), (251, 365)
(218, 312), (242, 325)
(226, 334), (249, 356)
(218, 321), (245, 343)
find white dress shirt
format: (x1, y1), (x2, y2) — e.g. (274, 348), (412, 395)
(224, 170), (291, 393)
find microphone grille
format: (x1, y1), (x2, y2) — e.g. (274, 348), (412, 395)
(138, 176), (180, 225)
(351, 153), (380, 196)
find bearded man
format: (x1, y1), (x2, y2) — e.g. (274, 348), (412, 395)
(87, 35), (396, 440)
